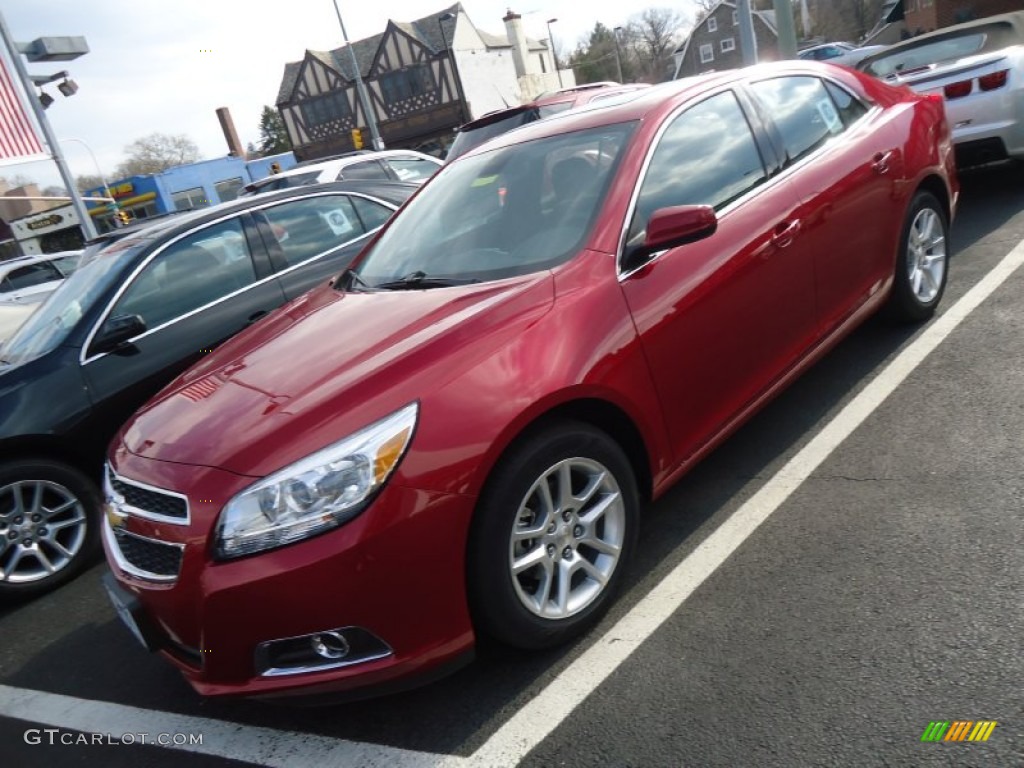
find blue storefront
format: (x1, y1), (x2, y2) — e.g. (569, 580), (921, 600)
(85, 152), (296, 233)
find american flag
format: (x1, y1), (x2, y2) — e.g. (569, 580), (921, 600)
(0, 45), (44, 163)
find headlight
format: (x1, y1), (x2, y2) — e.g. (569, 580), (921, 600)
(214, 403), (418, 559)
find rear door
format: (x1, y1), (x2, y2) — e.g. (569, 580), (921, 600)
(250, 192), (397, 300)
(746, 74), (902, 334)
(82, 215), (286, 423)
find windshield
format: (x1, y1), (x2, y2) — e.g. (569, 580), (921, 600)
(356, 122), (636, 286)
(447, 102), (574, 161)
(1, 239), (143, 365)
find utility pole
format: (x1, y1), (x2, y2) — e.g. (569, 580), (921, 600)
(773, 0), (799, 58)
(613, 27), (624, 82)
(331, 0), (384, 150)
(736, 0), (758, 66)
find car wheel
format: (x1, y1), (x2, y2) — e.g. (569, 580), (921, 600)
(468, 421), (639, 650)
(886, 190), (949, 323)
(0, 460), (101, 600)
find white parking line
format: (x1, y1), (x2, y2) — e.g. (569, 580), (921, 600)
(3, 236), (1023, 768)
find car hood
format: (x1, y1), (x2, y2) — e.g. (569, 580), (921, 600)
(123, 274), (555, 476)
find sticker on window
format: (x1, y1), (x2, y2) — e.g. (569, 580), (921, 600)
(324, 208), (354, 236)
(817, 98), (843, 134)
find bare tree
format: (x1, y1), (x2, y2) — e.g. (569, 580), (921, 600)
(628, 8), (686, 82)
(75, 174), (105, 193)
(693, 0), (718, 23)
(814, 0), (886, 42)
(115, 133), (202, 177)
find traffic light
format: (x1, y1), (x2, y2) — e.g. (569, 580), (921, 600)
(351, 128), (364, 150)
(269, 162), (281, 174)
(115, 209), (130, 227)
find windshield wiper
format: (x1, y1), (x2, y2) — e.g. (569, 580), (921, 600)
(373, 271), (481, 290)
(338, 268), (372, 292)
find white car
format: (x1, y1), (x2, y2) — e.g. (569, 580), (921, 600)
(858, 11), (1024, 166)
(0, 250), (81, 304)
(798, 42), (857, 61)
(241, 150), (441, 196)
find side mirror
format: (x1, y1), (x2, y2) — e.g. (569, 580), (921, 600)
(92, 314), (146, 355)
(624, 205), (718, 271)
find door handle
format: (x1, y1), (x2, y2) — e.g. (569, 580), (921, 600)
(771, 219), (801, 249)
(872, 150), (895, 175)
(246, 310), (269, 326)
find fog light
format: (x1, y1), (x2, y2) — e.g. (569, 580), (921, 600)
(311, 631), (349, 660)
(254, 626), (392, 677)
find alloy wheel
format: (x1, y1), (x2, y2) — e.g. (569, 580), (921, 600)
(907, 206), (946, 304)
(0, 480), (87, 584)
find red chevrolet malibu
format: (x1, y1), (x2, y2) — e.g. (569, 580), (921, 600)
(103, 61), (956, 698)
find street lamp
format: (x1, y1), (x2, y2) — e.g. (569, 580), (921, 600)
(0, 11), (97, 239)
(60, 137), (116, 221)
(546, 18), (563, 88)
(438, 12), (468, 125)
(613, 26), (624, 83)
(330, 0), (385, 150)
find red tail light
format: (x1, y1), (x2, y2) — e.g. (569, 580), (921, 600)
(943, 80), (972, 99)
(978, 69), (1009, 91)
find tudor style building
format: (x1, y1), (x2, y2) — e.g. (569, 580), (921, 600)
(276, 4), (573, 161)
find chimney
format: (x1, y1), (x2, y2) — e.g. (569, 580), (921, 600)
(216, 107), (245, 157)
(503, 9), (533, 78)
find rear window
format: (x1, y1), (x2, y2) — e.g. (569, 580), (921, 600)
(447, 102), (573, 161)
(862, 22), (1015, 77)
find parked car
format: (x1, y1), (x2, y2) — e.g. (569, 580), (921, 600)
(857, 11), (1024, 166)
(0, 180), (416, 599)
(103, 60), (956, 699)
(798, 41), (856, 61)
(445, 82), (651, 162)
(0, 251), (81, 304)
(240, 150), (441, 196)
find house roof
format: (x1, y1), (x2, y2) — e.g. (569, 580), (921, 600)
(276, 3), (548, 105)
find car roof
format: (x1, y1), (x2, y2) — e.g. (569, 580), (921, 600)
(456, 61), (865, 161)
(272, 149), (440, 180)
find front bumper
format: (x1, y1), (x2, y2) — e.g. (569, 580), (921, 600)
(102, 444), (477, 698)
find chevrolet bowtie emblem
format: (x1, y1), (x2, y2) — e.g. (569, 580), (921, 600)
(105, 501), (127, 529)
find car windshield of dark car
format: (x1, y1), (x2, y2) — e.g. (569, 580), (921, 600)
(447, 102), (574, 161)
(863, 31), (993, 77)
(356, 122), (635, 287)
(0, 241), (143, 365)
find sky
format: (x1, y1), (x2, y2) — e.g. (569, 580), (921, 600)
(1, 0), (698, 191)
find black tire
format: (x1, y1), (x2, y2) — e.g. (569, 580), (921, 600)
(467, 420), (639, 650)
(886, 190), (949, 323)
(0, 459), (102, 601)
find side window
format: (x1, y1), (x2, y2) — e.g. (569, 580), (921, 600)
(350, 196), (394, 231)
(750, 76), (844, 166)
(108, 218), (256, 332)
(4, 262), (63, 290)
(258, 195), (367, 268)
(338, 161), (389, 181)
(824, 81), (869, 127)
(385, 157), (439, 182)
(626, 90), (766, 248)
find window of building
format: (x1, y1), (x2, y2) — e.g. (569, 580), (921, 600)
(300, 91), (352, 129)
(721, 38), (736, 53)
(700, 44), (715, 64)
(707, 16), (718, 33)
(380, 65), (434, 104)
(733, 10), (739, 25)
(171, 187), (210, 212)
(214, 177), (244, 203)
(539, 54), (546, 73)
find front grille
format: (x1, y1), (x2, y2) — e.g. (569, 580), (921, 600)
(113, 528), (183, 579)
(110, 475), (188, 521)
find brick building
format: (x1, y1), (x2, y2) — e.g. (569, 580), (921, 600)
(903, 0), (1022, 33)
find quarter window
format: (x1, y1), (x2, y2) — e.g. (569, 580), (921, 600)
(749, 76), (846, 167)
(338, 160), (390, 180)
(625, 90), (766, 251)
(1, 262), (62, 291)
(108, 219), (256, 333)
(824, 81), (869, 126)
(257, 196), (369, 268)
(350, 196), (394, 231)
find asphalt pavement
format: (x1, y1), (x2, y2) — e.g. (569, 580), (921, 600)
(1, 162), (1022, 768)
